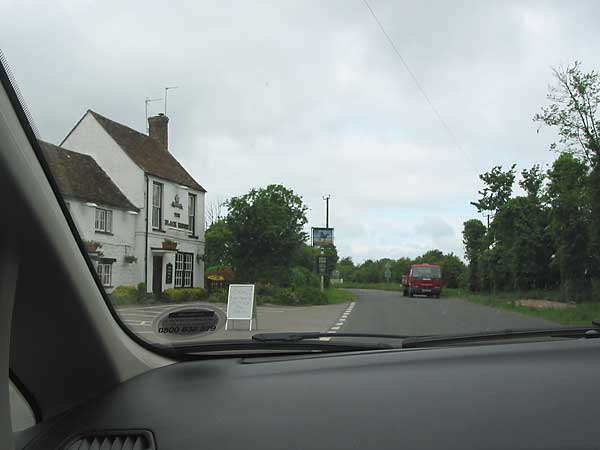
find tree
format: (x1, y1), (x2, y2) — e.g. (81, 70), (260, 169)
(203, 219), (232, 269)
(322, 245), (339, 288)
(470, 164), (516, 214)
(205, 197), (226, 228)
(337, 256), (356, 281)
(413, 249), (444, 264)
(225, 184), (308, 283)
(547, 154), (590, 301)
(534, 61), (600, 163)
(520, 164), (546, 200)
(490, 196), (553, 290)
(439, 253), (466, 289)
(391, 257), (412, 283)
(535, 61), (600, 300)
(462, 219), (487, 291)
(352, 259), (383, 283)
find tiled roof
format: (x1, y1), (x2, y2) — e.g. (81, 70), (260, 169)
(40, 140), (138, 211)
(88, 110), (206, 192)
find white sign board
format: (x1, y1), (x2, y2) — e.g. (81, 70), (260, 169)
(226, 284), (256, 330)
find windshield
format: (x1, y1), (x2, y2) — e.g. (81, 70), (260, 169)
(3, 1), (600, 350)
(411, 267), (441, 280)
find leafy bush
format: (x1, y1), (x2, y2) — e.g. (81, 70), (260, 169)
(206, 291), (227, 304)
(287, 266), (320, 289)
(111, 285), (137, 305)
(162, 288), (208, 303)
(206, 266), (234, 281)
(256, 285), (326, 306)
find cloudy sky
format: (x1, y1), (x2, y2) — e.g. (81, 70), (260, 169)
(2, 0), (600, 262)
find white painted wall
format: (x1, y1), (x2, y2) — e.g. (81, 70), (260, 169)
(62, 113), (205, 293)
(65, 197), (138, 291)
(144, 175), (205, 292)
(62, 112), (145, 207)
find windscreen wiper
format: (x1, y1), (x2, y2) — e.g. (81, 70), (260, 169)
(400, 325), (600, 349)
(157, 337), (396, 359)
(252, 331), (412, 342)
(254, 325), (600, 348)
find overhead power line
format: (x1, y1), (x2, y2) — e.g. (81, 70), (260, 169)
(361, 0), (464, 154)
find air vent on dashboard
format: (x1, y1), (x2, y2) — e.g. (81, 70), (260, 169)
(62, 429), (155, 450)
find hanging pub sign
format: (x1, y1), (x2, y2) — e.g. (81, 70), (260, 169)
(312, 227), (334, 247)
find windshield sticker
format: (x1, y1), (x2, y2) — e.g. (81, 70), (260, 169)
(153, 306), (225, 340)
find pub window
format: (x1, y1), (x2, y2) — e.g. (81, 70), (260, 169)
(152, 182), (163, 229)
(97, 263), (112, 287)
(175, 252), (184, 288)
(188, 193), (196, 235)
(95, 207), (112, 233)
(184, 253), (193, 287)
(175, 252), (193, 288)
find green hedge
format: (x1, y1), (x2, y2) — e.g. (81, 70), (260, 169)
(111, 285), (138, 305)
(110, 283), (156, 305)
(162, 287), (208, 303)
(255, 284), (326, 306)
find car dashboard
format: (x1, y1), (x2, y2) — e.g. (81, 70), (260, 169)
(15, 338), (600, 450)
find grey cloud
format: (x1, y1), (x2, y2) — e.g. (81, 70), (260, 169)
(2, 0), (600, 262)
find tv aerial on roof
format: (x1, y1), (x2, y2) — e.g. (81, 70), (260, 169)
(164, 86), (179, 115)
(145, 97), (162, 133)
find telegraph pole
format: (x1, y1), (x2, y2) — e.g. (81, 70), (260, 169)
(323, 195), (331, 228)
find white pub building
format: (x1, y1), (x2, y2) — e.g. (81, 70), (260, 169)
(42, 110), (206, 295)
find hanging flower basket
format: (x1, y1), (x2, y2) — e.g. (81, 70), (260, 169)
(85, 240), (102, 253)
(124, 255), (138, 264)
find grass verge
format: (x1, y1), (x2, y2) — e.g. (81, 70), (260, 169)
(334, 282), (404, 292)
(334, 283), (599, 325)
(324, 287), (356, 304)
(442, 288), (600, 325)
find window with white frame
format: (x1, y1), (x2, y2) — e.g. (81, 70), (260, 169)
(97, 263), (112, 286)
(175, 252), (193, 288)
(188, 193), (196, 235)
(95, 207), (112, 233)
(152, 182), (163, 229)
(175, 253), (183, 287)
(184, 253), (193, 287)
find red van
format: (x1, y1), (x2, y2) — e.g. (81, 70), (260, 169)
(402, 264), (442, 298)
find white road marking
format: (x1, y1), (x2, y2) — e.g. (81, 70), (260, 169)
(325, 301), (357, 335)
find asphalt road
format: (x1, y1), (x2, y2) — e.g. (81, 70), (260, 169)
(116, 302), (348, 343)
(338, 289), (556, 336)
(116, 289), (558, 343)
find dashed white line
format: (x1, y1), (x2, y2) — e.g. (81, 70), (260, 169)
(331, 326), (341, 331)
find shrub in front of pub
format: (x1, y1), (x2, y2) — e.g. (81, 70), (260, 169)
(162, 288), (208, 303)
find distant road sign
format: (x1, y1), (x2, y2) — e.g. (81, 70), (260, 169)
(318, 254), (327, 274)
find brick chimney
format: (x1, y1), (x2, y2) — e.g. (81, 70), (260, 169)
(148, 113), (169, 150)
